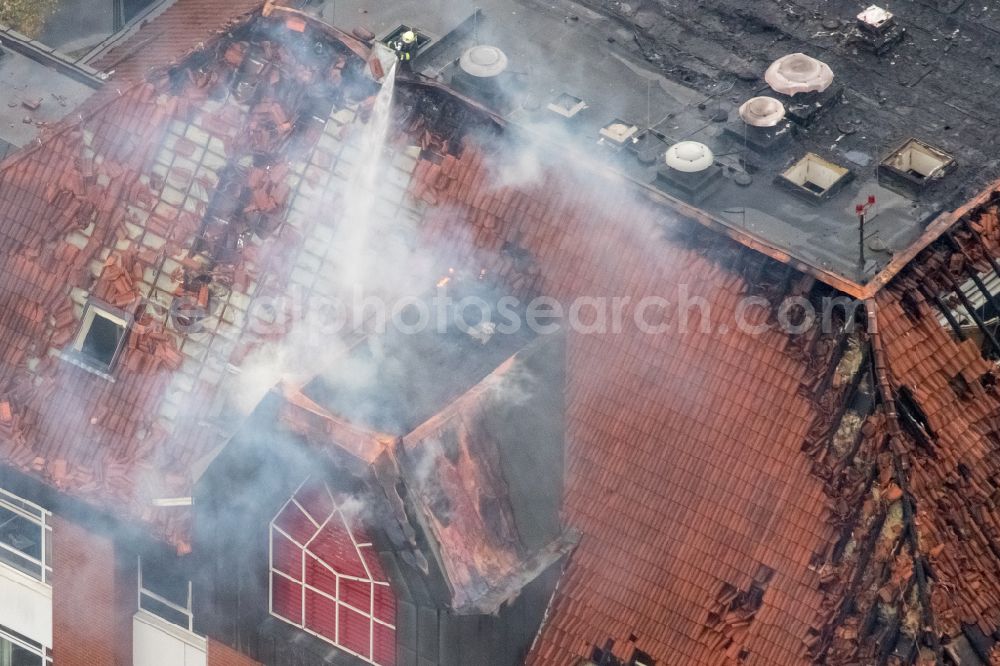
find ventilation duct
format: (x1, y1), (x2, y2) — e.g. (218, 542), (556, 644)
(459, 45), (509, 78)
(855, 5), (904, 53)
(665, 141), (714, 173)
(738, 97), (786, 128)
(765, 53), (834, 96)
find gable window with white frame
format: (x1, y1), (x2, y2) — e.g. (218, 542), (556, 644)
(0, 488), (51, 584)
(0, 624), (51, 665)
(269, 478), (397, 666)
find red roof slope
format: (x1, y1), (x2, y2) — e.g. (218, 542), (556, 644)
(0, 10), (379, 544)
(4, 5), (1000, 663)
(409, 149), (836, 664)
(89, 0), (266, 83)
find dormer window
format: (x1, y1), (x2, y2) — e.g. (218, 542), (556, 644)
(69, 302), (131, 374)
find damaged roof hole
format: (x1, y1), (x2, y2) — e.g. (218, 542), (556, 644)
(896, 385), (936, 439)
(583, 638), (655, 666)
(950, 373), (973, 400)
(67, 302), (131, 375)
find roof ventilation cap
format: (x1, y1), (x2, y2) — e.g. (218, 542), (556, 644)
(765, 53), (834, 96)
(665, 141), (714, 173)
(738, 96), (786, 127)
(459, 45), (509, 78)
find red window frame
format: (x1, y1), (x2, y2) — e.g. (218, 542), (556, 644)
(270, 478), (396, 666)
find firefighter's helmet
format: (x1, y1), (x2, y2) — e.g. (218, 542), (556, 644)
(401, 30), (417, 45)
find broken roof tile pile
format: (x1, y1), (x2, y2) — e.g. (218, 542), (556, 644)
(3, 2), (1000, 665)
(0, 9), (382, 545)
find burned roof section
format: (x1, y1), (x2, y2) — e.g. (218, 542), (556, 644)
(277, 324), (569, 616)
(0, 7), (385, 544)
(4, 1), (1000, 665)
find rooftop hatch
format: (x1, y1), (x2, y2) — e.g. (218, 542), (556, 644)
(548, 93), (587, 119)
(879, 138), (956, 190)
(777, 153), (852, 202)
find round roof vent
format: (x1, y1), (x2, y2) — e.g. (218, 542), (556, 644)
(665, 141), (714, 173)
(459, 45), (509, 78)
(738, 96), (786, 127)
(765, 53), (834, 95)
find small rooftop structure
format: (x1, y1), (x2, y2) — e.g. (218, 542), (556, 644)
(857, 5), (895, 30)
(459, 44), (508, 78)
(599, 120), (639, 146)
(665, 141), (714, 173)
(738, 96), (786, 128)
(879, 137), (956, 191)
(777, 152), (853, 202)
(765, 53), (834, 96)
(547, 93), (587, 119)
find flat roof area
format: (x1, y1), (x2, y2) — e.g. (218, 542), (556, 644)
(0, 37), (97, 149)
(314, 0), (1000, 290)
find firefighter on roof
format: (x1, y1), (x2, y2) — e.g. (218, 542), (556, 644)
(391, 30), (417, 70)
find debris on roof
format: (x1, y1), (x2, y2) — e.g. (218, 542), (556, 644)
(2, 1), (1000, 665)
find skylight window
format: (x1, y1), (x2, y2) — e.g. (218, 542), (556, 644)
(69, 302), (130, 373)
(777, 153), (852, 201)
(547, 93), (587, 119)
(879, 138), (955, 189)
